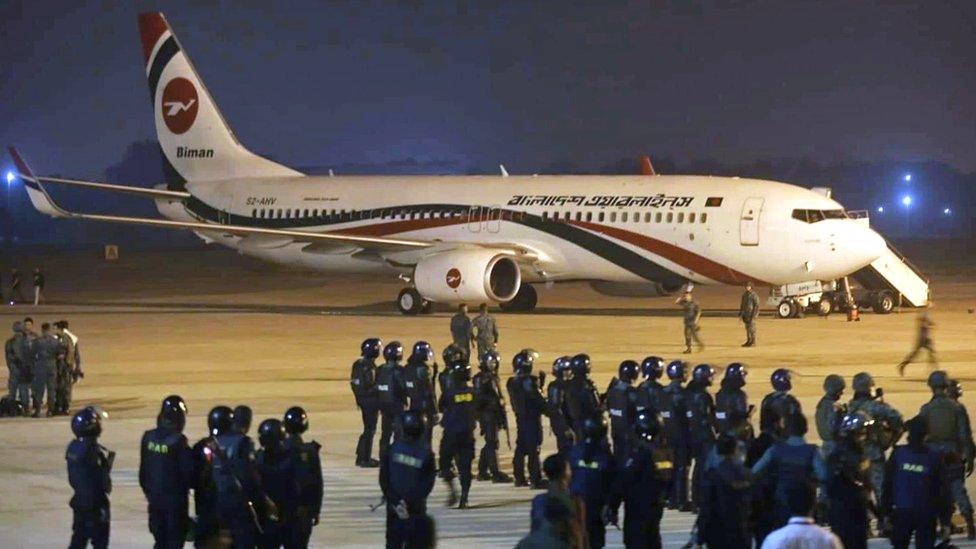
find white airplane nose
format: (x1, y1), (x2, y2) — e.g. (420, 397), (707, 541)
(862, 227), (886, 263)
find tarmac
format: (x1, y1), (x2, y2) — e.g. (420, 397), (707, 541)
(0, 247), (974, 547)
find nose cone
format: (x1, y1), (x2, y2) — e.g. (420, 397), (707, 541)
(860, 227), (887, 265)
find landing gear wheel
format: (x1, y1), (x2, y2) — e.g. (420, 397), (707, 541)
(816, 298), (833, 317)
(499, 284), (538, 312)
(777, 299), (798, 319)
(873, 291), (895, 315)
(397, 288), (426, 316)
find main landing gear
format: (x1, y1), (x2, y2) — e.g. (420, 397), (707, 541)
(396, 288), (432, 316)
(499, 284), (538, 312)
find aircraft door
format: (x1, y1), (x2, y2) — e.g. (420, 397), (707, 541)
(739, 197), (764, 246)
(467, 206), (483, 233)
(486, 205), (501, 233)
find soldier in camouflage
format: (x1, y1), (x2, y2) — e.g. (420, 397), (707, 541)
(847, 372), (903, 528)
(471, 303), (498, 361)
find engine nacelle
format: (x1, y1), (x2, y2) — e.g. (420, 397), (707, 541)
(414, 249), (521, 304)
(589, 281), (683, 298)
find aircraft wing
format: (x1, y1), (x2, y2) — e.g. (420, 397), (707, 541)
(31, 175), (190, 200)
(9, 147), (431, 251)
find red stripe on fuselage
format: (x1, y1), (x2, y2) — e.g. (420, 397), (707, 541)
(138, 13), (169, 65)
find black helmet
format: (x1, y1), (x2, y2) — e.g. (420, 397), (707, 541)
(283, 406), (309, 435)
(71, 406), (106, 438)
(838, 412), (874, 438)
(581, 414), (608, 442)
(851, 372), (874, 393)
(208, 406), (234, 437)
(451, 360), (472, 382)
(640, 356), (665, 380)
(552, 356), (572, 379)
(634, 410), (661, 442)
(161, 394), (187, 415)
(570, 354), (591, 377)
(823, 374), (845, 396)
(771, 368), (792, 392)
(410, 341), (434, 363)
(233, 405), (253, 434)
(692, 364), (715, 386)
(723, 363), (747, 389)
(666, 360), (687, 381)
(258, 418), (286, 449)
(618, 360), (639, 383)
(949, 379), (963, 400)
(361, 338), (382, 360)
(928, 370), (949, 391)
(442, 344), (465, 366)
(401, 410), (426, 439)
(480, 350), (500, 372)
(383, 341), (404, 363)
(513, 350), (535, 375)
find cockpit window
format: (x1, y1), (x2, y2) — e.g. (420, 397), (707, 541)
(792, 209), (847, 223)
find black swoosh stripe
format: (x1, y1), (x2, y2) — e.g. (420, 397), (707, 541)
(147, 36), (180, 103)
(181, 199), (686, 285)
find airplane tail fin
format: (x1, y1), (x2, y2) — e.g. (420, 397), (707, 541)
(138, 12), (301, 189)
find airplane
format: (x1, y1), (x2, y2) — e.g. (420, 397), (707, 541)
(10, 12), (887, 315)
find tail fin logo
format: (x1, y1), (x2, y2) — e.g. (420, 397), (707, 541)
(161, 77), (199, 134)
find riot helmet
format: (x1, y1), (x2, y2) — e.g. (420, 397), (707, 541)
(283, 406), (309, 435)
(258, 418), (286, 449)
(634, 410), (662, 442)
(581, 414), (608, 442)
(851, 372), (875, 394)
(641, 356), (665, 380)
(618, 360), (639, 383)
(401, 410), (426, 440)
(410, 341), (434, 364)
(692, 364), (715, 386)
(570, 354), (592, 378)
(666, 360), (688, 382)
(208, 406), (234, 437)
(480, 350), (500, 373)
(822, 374), (845, 397)
(513, 350), (536, 375)
(771, 368), (792, 392)
(383, 341), (404, 363)
(723, 363), (747, 389)
(71, 406), (107, 439)
(361, 338), (383, 360)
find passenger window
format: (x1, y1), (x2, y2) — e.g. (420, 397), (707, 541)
(644, 212), (651, 223)
(586, 212), (593, 222)
(666, 212), (673, 223)
(678, 212), (685, 223)
(598, 212), (605, 222)
(303, 209), (309, 218)
(610, 212), (617, 222)
(701, 213), (707, 223)
(689, 213), (696, 223)
(634, 212), (639, 224)
(542, 211), (549, 221)
(563, 211), (570, 221)
(655, 212), (662, 223)
(575, 211), (582, 221)
(621, 212), (628, 222)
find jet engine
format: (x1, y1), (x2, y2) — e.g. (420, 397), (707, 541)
(414, 249), (521, 304)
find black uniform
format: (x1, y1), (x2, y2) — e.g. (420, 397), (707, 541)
(685, 380), (716, 508)
(608, 439), (673, 548)
(255, 445), (299, 549)
(439, 378), (476, 503)
(507, 373), (547, 486)
(139, 424), (194, 548)
(402, 360), (437, 444)
(380, 438), (436, 548)
(661, 379), (690, 508)
(191, 436), (219, 547)
(605, 379), (639, 466)
(826, 438), (872, 549)
(565, 377), (601, 440)
(714, 378), (752, 441)
(375, 361), (408, 461)
(568, 438), (616, 549)
(66, 438), (112, 549)
(472, 369), (508, 479)
(635, 376), (666, 416)
(700, 457), (753, 549)
(546, 377), (574, 453)
(283, 433), (324, 547)
(759, 390), (802, 440)
(350, 357), (380, 466)
(208, 431), (266, 548)
(883, 443), (945, 549)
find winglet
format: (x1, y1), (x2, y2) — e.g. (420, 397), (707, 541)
(7, 147), (71, 218)
(639, 155), (656, 176)
(499, 164), (509, 177)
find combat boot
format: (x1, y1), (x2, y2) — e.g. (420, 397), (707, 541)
(458, 489), (469, 509)
(492, 472), (513, 483)
(444, 478), (459, 507)
(476, 472), (492, 481)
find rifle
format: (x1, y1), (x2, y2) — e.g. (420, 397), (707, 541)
(369, 496), (386, 512)
(431, 362), (439, 406)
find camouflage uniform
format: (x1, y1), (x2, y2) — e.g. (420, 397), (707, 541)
(847, 393), (903, 512)
(739, 287), (760, 346)
(471, 312), (498, 360)
(680, 296), (704, 353)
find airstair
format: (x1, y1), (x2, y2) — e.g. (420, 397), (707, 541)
(847, 211), (930, 311)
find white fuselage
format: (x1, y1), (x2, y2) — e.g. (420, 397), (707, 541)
(155, 174), (886, 289)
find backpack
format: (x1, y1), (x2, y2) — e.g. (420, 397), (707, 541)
(849, 399), (899, 451)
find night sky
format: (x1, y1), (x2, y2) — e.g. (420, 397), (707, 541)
(2, 0), (975, 180)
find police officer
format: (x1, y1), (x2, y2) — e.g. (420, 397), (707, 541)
(546, 356), (575, 454)
(897, 307), (937, 375)
(918, 370), (974, 539)
(471, 303), (498, 360)
(66, 406), (113, 549)
(403, 341), (438, 445)
(507, 350), (548, 488)
(815, 375), (846, 459)
(255, 419), (295, 548)
(883, 418), (944, 549)
(947, 378), (976, 539)
(714, 363), (753, 442)
(848, 371), (903, 521)
(140, 396), (194, 548)
(699, 434), (754, 549)
(739, 281), (761, 347)
(5, 321), (30, 410)
(605, 360), (640, 466)
(472, 350), (512, 483)
(450, 304), (473, 361)
(686, 364), (717, 510)
(351, 337), (382, 468)
(564, 353), (601, 439)
(607, 410), (673, 549)
(283, 406), (323, 546)
(375, 341), (408, 462)
(439, 360), (477, 508)
(191, 409), (221, 547)
(759, 368), (802, 441)
(676, 290), (705, 353)
(635, 356), (666, 416)
(568, 415), (615, 549)
(233, 405), (253, 436)
(662, 360), (691, 511)
(825, 412), (874, 549)
(380, 410), (436, 549)
(751, 413), (826, 529)
(439, 343), (465, 395)
(31, 322), (63, 417)
(52, 322), (72, 415)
